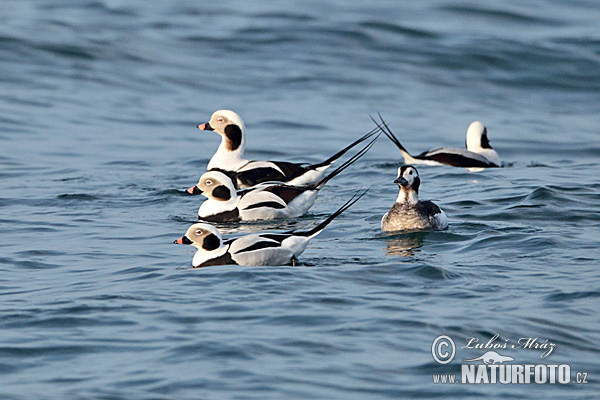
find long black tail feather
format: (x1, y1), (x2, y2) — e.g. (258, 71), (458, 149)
(371, 113), (411, 155)
(311, 133), (379, 189)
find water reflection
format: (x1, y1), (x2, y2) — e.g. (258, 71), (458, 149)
(384, 231), (426, 257)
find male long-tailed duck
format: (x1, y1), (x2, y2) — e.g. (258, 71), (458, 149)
(187, 134), (377, 222)
(373, 115), (500, 168)
(174, 190), (367, 267)
(196, 110), (380, 188)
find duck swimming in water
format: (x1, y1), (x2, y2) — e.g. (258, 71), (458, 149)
(373, 115), (500, 168)
(174, 190), (367, 267)
(187, 134), (377, 222)
(196, 110), (380, 188)
(381, 165), (448, 232)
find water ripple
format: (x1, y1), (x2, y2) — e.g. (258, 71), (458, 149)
(1, 1), (599, 399)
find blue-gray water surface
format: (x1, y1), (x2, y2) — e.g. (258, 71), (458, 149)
(1, 1), (599, 398)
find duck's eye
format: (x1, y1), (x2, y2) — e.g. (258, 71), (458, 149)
(408, 170), (413, 175)
(217, 117), (224, 123)
(195, 229), (203, 236)
(205, 179), (212, 186)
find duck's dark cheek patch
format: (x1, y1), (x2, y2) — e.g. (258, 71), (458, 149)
(224, 124), (242, 151)
(203, 234), (221, 251)
(212, 185), (231, 200)
(412, 176), (421, 193)
(481, 128), (492, 149)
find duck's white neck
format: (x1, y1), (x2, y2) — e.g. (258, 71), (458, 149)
(396, 188), (419, 206)
(192, 245), (228, 267)
(207, 135), (248, 171)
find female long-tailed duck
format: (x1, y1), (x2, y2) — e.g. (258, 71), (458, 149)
(197, 110), (380, 188)
(188, 134), (377, 222)
(373, 115), (500, 168)
(381, 165), (448, 232)
(174, 190), (366, 267)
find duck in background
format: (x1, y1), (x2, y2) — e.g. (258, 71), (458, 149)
(373, 115), (500, 168)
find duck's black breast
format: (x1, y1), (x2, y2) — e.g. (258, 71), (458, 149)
(199, 208), (240, 222)
(194, 251), (238, 268)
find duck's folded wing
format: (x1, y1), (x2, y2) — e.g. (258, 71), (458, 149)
(262, 185), (306, 204)
(418, 200), (442, 216)
(233, 160), (310, 185)
(268, 161), (312, 180)
(416, 147), (494, 168)
(228, 234), (284, 255)
(258, 232), (294, 243)
(419, 201), (449, 229)
(238, 189), (290, 211)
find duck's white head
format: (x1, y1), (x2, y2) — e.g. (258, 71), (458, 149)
(465, 121), (492, 152)
(394, 165), (420, 204)
(193, 171), (237, 202)
(395, 165), (420, 192)
(198, 110), (246, 153)
(174, 223), (223, 252)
